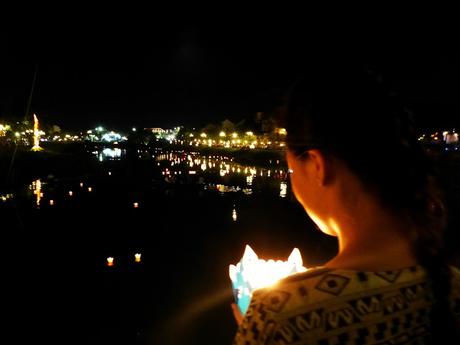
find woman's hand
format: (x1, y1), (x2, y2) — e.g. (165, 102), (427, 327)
(231, 303), (244, 326)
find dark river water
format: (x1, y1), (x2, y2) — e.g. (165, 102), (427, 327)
(1, 147), (339, 345)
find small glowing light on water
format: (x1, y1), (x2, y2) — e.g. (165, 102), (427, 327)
(40, 192), (44, 197)
(189, 171), (196, 175)
(232, 207), (237, 222)
(80, 182), (84, 187)
(280, 182), (288, 198)
(88, 187), (92, 192)
(49, 200), (54, 206)
(135, 253), (142, 263)
(107, 257), (114, 267)
(68, 191), (73, 196)
(108, 171), (112, 176)
(133, 202), (139, 208)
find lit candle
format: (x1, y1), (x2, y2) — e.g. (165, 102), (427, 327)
(229, 245), (307, 315)
(49, 200), (54, 206)
(88, 187), (92, 192)
(80, 182), (84, 187)
(133, 202), (139, 208)
(69, 191), (73, 196)
(107, 257), (114, 267)
(134, 253), (141, 263)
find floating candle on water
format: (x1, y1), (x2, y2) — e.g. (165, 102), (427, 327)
(49, 200), (54, 206)
(107, 257), (114, 267)
(133, 202), (139, 208)
(68, 191), (73, 196)
(134, 253), (141, 263)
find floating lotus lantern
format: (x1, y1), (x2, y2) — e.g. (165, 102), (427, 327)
(229, 245), (307, 315)
(107, 257), (114, 267)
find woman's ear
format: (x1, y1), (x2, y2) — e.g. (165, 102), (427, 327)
(306, 149), (328, 186)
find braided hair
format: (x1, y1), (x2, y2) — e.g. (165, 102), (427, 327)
(281, 60), (459, 342)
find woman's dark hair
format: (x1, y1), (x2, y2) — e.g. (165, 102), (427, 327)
(281, 60), (458, 342)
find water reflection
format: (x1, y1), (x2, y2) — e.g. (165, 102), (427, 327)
(32, 179), (42, 206)
(154, 151), (289, 197)
(232, 206), (238, 222)
(97, 148), (123, 161)
(0, 193), (13, 202)
(280, 182), (287, 198)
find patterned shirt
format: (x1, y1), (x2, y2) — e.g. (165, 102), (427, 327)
(233, 265), (460, 345)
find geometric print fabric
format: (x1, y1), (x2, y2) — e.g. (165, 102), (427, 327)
(234, 265), (460, 345)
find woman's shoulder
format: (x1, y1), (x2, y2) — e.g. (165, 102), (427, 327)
(275, 264), (426, 291)
(250, 265), (427, 316)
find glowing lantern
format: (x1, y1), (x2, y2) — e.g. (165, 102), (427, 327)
(229, 245), (307, 315)
(232, 207), (237, 222)
(88, 187), (92, 192)
(107, 257), (114, 267)
(80, 182), (84, 187)
(68, 191), (73, 196)
(133, 202), (139, 208)
(135, 253), (142, 263)
(49, 199), (54, 206)
(31, 114), (43, 151)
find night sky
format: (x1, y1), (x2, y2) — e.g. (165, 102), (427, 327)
(1, 19), (459, 131)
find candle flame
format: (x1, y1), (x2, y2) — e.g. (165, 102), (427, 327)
(229, 245), (307, 314)
(230, 245), (306, 290)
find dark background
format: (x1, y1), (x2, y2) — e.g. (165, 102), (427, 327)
(1, 17), (459, 131)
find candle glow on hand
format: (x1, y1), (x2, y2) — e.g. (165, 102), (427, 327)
(229, 245), (307, 315)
